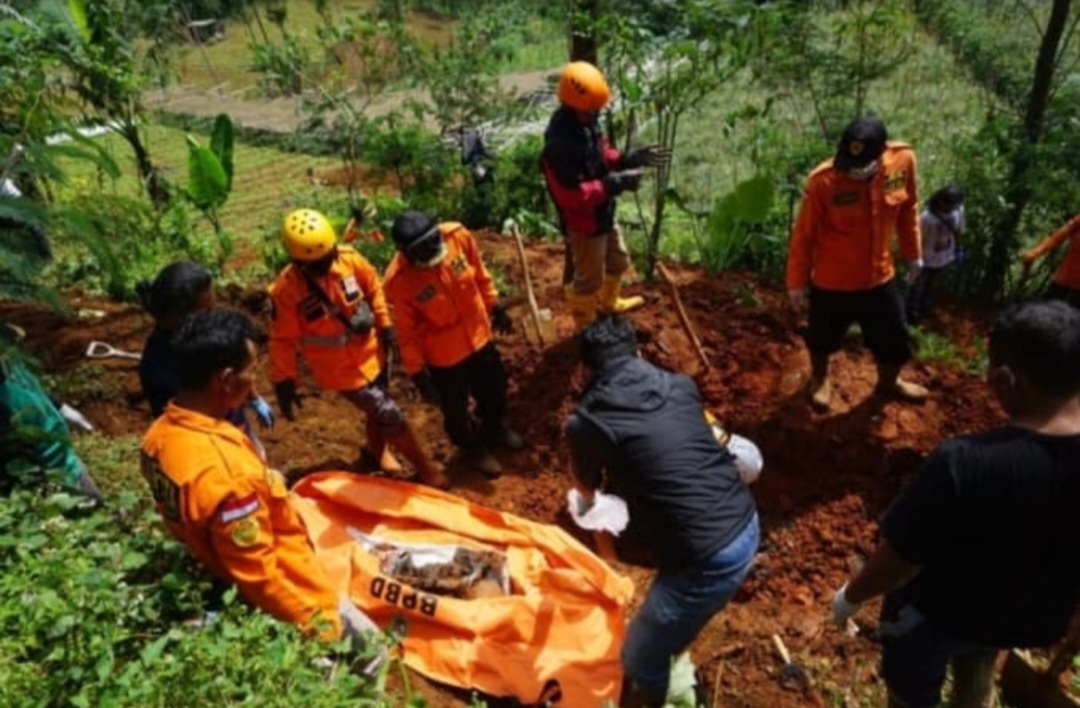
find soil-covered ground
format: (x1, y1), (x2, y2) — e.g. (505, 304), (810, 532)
(0, 233), (1009, 707)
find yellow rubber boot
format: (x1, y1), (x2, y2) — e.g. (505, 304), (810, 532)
(566, 288), (598, 331)
(598, 275), (645, 314)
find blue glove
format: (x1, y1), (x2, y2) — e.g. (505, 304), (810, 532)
(250, 396), (275, 430)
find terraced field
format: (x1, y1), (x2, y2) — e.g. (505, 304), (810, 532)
(59, 123), (342, 245)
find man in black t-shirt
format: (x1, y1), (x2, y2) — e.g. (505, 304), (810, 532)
(832, 301), (1080, 708)
(565, 316), (759, 707)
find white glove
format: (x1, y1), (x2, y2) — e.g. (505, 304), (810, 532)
(59, 403), (94, 432)
(905, 259), (923, 285)
(727, 433), (763, 485)
(788, 288), (809, 311)
(338, 596), (389, 677)
(832, 583), (861, 629)
(566, 489), (629, 535)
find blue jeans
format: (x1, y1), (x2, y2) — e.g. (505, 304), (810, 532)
(622, 513), (760, 699)
(880, 592), (999, 708)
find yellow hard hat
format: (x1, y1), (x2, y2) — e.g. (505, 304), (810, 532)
(557, 61), (610, 112)
(283, 209), (336, 262)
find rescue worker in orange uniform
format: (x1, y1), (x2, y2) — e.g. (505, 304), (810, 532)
(141, 309), (385, 665)
(787, 116), (928, 409)
(383, 211), (523, 477)
(540, 61), (672, 330)
(1021, 214), (1080, 309)
(268, 209), (447, 489)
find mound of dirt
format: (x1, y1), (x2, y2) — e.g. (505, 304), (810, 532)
(0, 230), (1006, 708)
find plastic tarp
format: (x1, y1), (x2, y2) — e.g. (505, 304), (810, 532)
(291, 472), (635, 707)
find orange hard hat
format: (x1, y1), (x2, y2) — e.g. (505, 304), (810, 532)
(557, 61), (611, 112)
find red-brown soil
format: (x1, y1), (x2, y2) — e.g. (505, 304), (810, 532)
(0, 232), (1007, 707)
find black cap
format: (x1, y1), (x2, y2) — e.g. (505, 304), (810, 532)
(835, 116), (887, 172)
(390, 210), (437, 250)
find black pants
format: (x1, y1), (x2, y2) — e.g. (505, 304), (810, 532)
(905, 266), (946, 324)
(1045, 282), (1080, 310)
(428, 342), (508, 451)
(807, 280), (911, 366)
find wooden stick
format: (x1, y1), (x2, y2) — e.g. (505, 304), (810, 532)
(509, 221), (545, 346)
(656, 262), (710, 370)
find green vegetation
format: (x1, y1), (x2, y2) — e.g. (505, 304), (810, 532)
(4, 0), (1080, 701)
(0, 485), (396, 707)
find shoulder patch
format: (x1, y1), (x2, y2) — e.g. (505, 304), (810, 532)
(230, 516), (259, 547)
(884, 170), (907, 191)
(220, 493), (260, 524)
(141, 451), (182, 523)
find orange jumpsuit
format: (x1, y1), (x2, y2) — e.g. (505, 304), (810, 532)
(141, 403), (341, 638)
(382, 223), (498, 376)
(787, 142), (921, 292)
(268, 246), (392, 391)
(1025, 214), (1080, 291)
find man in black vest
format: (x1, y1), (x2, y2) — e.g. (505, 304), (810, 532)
(565, 316), (759, 707)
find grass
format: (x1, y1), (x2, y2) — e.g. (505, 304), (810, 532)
(171, 0), (562, 96)
(173, 0), (388, 94)
(622, 14), (989, 271)
(71, 432), (144, 497)
(56, 123), (342, 254)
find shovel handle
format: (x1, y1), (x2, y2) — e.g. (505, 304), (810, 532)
(85, 341), (142, 360)
(771, 633), (792, 665)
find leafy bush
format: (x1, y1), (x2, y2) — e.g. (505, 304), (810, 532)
(0, 487), (387, 707)
(48, 192), (217, 300)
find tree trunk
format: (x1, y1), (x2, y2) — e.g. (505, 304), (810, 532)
(981, 0), (1072, 298)
(568, 0), (600, 64)
(121, 122), (170, 211)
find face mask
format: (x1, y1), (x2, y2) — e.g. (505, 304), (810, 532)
(405, 231), (447, 267)
(845, 160), (880, 181)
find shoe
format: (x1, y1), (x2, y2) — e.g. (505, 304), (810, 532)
(358, 446), (403, 474)
(875, 365), (929, 402)
(388, 426), (449, 489)
(877, 377), (929, 402)
(496, 426), (524, 451)
(598, 275), (645, 314)
(810, 374), (832, 409)
(464, 448), (502, 477)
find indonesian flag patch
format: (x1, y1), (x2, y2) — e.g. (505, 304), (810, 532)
(220, 493), (260, 524)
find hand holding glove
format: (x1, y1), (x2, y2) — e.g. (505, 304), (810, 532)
(274, 379), (303, 422)
(832, 583), (861, 629)
(491, 303), (514, 335)
(412, 369), (441, 405)
(249, 396), (275, 430)
(623, 144), (673, 169)
(602, 169), (643, 197)
(788, 288), (810, 311)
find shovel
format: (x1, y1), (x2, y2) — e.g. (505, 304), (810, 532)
(771, 633), (812, 693)
(85, 341), (142, 361)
